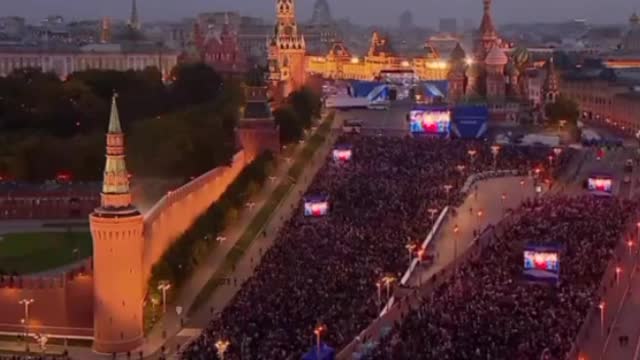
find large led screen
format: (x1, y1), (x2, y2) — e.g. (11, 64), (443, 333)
(303, 195), (329, 217)
(523, 245), (560, 285)
(409, 109), (451, 134)
(587, 175), (613, 195)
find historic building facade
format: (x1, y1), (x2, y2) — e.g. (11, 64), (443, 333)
(181, 14), (249, 78)
(444, 0), (535, 122)
(0, 43), (179, 79)
(306, 32), (448, 81)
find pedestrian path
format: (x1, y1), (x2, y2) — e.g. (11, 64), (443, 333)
(408, 176), (537, 288)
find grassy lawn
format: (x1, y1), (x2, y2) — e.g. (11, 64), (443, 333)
(188, 113), (335, 315)
(0, 232), (92, 275)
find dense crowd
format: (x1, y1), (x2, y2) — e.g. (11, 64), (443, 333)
(181, 136), (572, 360)
(370, 195), (634, 359)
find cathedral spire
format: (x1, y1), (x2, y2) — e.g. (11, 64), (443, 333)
(98, 94), (134, 211)
(129, 0), (140, 31)
(479, 0), (497, 38)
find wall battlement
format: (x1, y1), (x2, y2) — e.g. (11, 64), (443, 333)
(0, 259), (93, 290)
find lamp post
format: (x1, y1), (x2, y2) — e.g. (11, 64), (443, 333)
(598, 301), (605, 336)
(443, 184), (453, 203)
(405, 243), (416, 266)
(382, 275), (396, 301)
(157, 281), (171, 314)
(19, 299), (33, 350)
(628, 240), (634, 257)
(453, 225), (459, 263)
(456, 164), (466, 174)
(501, 193), (507, 214)
(490, 144), (500, 168)
(314, 324), (327, 357)
(553, 147), (563, 157)
(547, 155), (553, 168)
(215, 339), (230, 360)
(428, 208), (438, 221)
(616, 266), (622, 287)
(467, 149), (477, 166)
(476, 209), (483, 233)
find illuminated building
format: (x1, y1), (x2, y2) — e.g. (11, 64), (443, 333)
(306, 32), (448, 81)
(90, 95), (145, 353)
(268, 0), (307, 102)
(445, 0), (524, 121)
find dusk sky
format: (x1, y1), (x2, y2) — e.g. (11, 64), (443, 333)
(3, 0), (638, 25)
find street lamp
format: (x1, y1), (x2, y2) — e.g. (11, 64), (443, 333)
(490, 144), (500, 168)
(553, 147), (563, 157)
(314, 324), (327, 356)
(405, 243), (416, 266)
(628, 240), (634, 257)
(615, 266), (622, 287)
(443, 184), (453, 203)
(375, 280), (382, 311)
(428, 208), (438, 221)
(598, 301), (605, 337)
(215, 339), (230, 360)
(453, 225), (459, 261)
(476, 210), (483, 233)
(501, 193), (507, 213)
(382, 275), (396, 301)
(157, 281), (171, 314)
(467, 149), (477, 165)
(456, 164), (466, 173)
(19, 299), (33, 349)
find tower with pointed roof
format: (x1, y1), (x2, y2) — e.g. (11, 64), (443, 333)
(90, 94), (144, 354)
(475, 0), (499, 61)
(447, 43), (467, 103)
(542, 57), (559, 105)
(268, 0), (306, 102)
(100, 17), (112, 44)
(129, 0), (140, 31)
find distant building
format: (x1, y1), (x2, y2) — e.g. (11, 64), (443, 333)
(0, 42), (179, 79)
(0, 17), (26, 38)
(301, 0), (339, 55)
(306, 32), (448, 81)
(439, 18), (458, 34)
(602, 13), (640, 69)
(561, 66), (640, 133)
(0, 182), (99, 220)
(183, 13), (248, 78)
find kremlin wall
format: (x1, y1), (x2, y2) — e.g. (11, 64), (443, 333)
(0, 86), (275, 351)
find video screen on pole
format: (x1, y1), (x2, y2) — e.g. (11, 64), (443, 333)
(332, 144), (352, 162)
(587, 174), (613, 195)
(303, 195), (329, 217)
(523, 245), (560, 284)
(332, 149), (352, 162)
(409, 109), (451, 134)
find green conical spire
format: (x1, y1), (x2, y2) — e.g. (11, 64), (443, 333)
(108, 94), (122, 134)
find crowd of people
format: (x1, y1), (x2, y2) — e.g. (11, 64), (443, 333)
(370, 195), (635, 359)
(181, 136), (572, 360)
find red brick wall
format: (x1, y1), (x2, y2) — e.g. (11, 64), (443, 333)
(0, 260), (94, 337)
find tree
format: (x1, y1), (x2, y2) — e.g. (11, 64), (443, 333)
(545, 95), (579, 127)
(274, 106), (303, 145)
(169, 63), (223, 108)
(287, 87), (321, 130)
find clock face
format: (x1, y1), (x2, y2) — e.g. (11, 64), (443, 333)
(283, 25), (293, 36)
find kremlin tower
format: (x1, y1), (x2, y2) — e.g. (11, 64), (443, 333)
(268, 0), (306, 103)
(90, 95), (144, 353)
